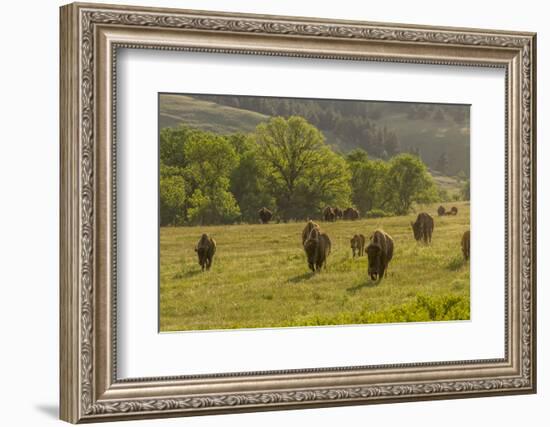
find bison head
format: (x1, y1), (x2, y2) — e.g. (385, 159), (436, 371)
(366, 243), (383, 281)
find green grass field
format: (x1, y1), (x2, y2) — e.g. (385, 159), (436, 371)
(160, 202), (470, 332)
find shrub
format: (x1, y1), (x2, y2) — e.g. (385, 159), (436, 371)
(366, 209), (393, 218)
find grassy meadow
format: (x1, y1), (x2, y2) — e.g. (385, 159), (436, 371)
(160, 202), (470, 332)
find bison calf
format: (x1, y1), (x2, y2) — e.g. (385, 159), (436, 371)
(350, 234), (365, 258)
(304, 228), (331, 272)
(366, 230), (394, 281)
(411, 212), (434, 244)
(461, 230), (470, 260)
(195, 234), (216, 271)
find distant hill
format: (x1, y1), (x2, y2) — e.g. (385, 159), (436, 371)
(159, 93), (469, 177)
(159, 94), (268, 134)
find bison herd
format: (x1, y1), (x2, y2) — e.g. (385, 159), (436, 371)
(194, 205), (470, 282)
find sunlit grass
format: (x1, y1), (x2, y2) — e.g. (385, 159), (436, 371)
(160, 202), (470, 331)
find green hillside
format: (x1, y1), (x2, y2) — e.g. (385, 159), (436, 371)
(160, 94), (469, 177)
(159, 94), (268, 134)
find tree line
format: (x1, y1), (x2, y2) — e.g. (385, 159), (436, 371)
(160, 116), (457, 226)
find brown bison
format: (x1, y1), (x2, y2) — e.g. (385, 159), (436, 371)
(450, 206), (458, 215)
(334, 207), (343, 220)
(195, 234), (216, 271)
(343, 207), (360, 220)
(366, 230), (394, 281)
(303, 228), (331, 272)
(323, 206), (336, 222)
(301, 220), (320, 245)
(350, 234), (366, 258)
(437, 205), (446, 216)
(411, 212), (434, 244)
(461, 230), (470, 260)
(258, 207), (273, 224)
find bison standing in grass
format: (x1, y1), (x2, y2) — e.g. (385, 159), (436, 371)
(350, 234), (366, 258)
(334, 207), (343, 220)
(462, 230), (470, 260)
(411, 212), (434, 244)
(304, 228), (332, 272)
(258, 207), (273, 224)
(323, 206), (336, 222)
(195, 234), (216, 271)
(301, 220), (320, 245)
(343, 207), (359, 220)
(366, 230), (394, 281)
(437, 205), (446, 216)
(450, 206), (458, 215)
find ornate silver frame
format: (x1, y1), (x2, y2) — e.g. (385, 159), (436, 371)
(60, 2), (537, 423)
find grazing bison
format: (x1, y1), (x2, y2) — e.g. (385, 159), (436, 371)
(461, 230), (470, 260)
(303, 228), (332, 272)
(258, 207), (273, 224)
(343, 207), (360, 220)
(350, 234), (366, 258)
(437, 205), (446, 216)
(301, 220), (320, 245)
(195, 234), (216, 271)
(366, 230), (394, 281)
(450, 206), (458, 215)
(323, 206), (336, 222)
(334, 207), (343, 220)
(411, 212), (434, 244)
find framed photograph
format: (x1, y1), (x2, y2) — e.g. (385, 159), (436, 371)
(60, 2), (537, 423)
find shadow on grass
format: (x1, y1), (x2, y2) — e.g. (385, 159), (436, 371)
(173, 268), (202, 279)
(346, 278), (383, 294)
(288, 271), (315, 284)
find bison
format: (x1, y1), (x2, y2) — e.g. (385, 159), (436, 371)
(461, 230), (470, 260)
(258, 207), (273, 224)
(366, 230), (394, 281)
(437, 205), (446, 216)
(301, 220), (320, 245)
(350, 234), (366, 258)
(303, 228), (332, 272)
(195, 233), (216, 271)
(450, 206), (458, 215)
(343, 207), (360, 220)
(323, 206), (336, 222)
(411, 212), (434, 244)
(334, 207), (343, 220)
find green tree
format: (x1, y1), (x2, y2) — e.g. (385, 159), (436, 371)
(384, 154), (438, 215)
(183, 130), (241, 224)
(159, 125), (195, 168)
(347, 149), (389, 215)
(294, 147), (352, 217)
(187, 186), (241, 225)
(256, 116), (332, 219)
(228, 134), (274, 222)
(159, 175), (186, 226)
